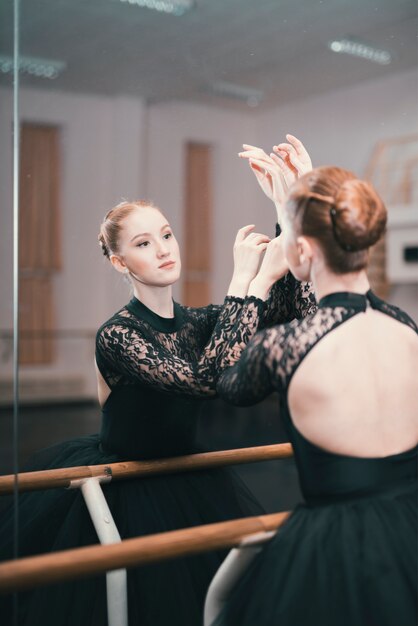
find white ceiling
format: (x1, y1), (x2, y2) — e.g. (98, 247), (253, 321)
(0, 0), (417, 110)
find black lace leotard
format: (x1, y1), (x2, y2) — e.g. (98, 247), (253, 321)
(213, 290), (417, 626)
(0, 269), (316, 626)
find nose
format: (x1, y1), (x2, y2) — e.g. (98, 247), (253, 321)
(156, 240), (170, 258)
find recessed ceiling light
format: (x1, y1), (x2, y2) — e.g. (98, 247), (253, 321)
(328, 39), (392, 65)
(118, 0), (194, 16)
(0, 55), (66, 79)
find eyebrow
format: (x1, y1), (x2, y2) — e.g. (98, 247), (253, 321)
(130, 224), (171, 243)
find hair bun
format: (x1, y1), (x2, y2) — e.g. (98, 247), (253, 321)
(331, 179), (387, 252)
(98, 233), (110, 259)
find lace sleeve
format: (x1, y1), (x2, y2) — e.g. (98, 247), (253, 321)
(262, 272), (317, 326)
(261, 224), (318, 328)
(96, 296), (255, 397)
(217, 327), (282, 406)
(260, 224), (317, 326)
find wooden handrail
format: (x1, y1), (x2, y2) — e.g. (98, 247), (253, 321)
(0, 511), (290, 593)
(0, 443), (293, 495)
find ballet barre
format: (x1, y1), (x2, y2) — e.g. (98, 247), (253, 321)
(0, 444), (293, 626)
(0, 510), (290, 593)
(0, 442), (293, 495)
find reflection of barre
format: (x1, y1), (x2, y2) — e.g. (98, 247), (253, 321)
(0, 511), (290, 593)
(204, 531), (277, 626)
(71, 477), (128, 626)
(0, 443), (294, 495)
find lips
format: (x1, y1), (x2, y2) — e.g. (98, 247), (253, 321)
(159, 261), (175, 269)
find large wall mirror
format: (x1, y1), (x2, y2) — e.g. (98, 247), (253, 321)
(0, 0), (417, 608)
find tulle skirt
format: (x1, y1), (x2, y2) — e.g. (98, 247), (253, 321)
(0, 434), (264, 626)
(212, 483), (417, 626)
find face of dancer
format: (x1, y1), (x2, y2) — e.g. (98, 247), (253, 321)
(110, 206), (181, 286)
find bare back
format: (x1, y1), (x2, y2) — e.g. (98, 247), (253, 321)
(289, 307), (418, 457)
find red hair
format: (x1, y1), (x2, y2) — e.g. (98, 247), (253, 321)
(286, 167), (387, 273)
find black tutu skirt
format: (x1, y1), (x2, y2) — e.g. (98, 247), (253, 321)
(0, 434), (263, 626)
(212, 483), (417, 626)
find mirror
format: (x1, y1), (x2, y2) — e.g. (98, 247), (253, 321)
(0, 0), (417, 598)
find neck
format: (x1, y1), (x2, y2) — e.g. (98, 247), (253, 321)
(311, 263), (370, 302)
(132, 283), (174, 317)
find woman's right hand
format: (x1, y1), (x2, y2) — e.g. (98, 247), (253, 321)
(228, 225), (270, 297)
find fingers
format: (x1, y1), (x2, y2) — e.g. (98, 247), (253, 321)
(246, 232), (271, 245)
(269, 152), (294, 187)
(273, 144), (309, 177)
(249, 161), (269, 176)
(238, 145), (271, 164)
(274, 142), (298, 164)
(235, 224), (255, 243)
(273, 134), (312, 174)
(235, 226), (270, 246)
(248, 157), (279, 178)
(271, 145), (297, 175)
(285, 134), (306, 157)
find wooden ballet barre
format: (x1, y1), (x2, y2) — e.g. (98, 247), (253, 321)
(0, 443), (293, 495)
(0, 511), (290, 593)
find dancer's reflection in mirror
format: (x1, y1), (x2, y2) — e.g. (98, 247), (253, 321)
(0, 163), (316, 625)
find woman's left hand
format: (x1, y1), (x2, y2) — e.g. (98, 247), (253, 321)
(227, 224), (271, 297)
(239, 135), (313, 224)
(248, 236), (289, 300)
(272, 134), (313, 184)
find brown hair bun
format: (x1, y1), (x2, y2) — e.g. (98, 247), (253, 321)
(331, 179), (387, 252)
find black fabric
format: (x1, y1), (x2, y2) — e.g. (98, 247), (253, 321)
(214, 291), (418, 626)
(0, 276), (315, 626)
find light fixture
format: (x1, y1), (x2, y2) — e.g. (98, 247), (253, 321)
(328, 39), (392, 65)
(209, 81), (264, 107)
(0, 55), (66, 79)
(118, 0), (194, 16)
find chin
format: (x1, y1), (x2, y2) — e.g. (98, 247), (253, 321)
(157, 268), (181, 287)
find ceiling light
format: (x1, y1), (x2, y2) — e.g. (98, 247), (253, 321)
(0, 55), (66, 79)
(118, 0), (194, 16)
(328, 39), (392, 65)
(209, 81), (264, 107)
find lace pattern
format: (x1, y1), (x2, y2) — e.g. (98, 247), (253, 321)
(95, 272), (317, 398)
(217, 295), (417, 406)
(263, 272), (317, 326)
(96, 296), (246, 396)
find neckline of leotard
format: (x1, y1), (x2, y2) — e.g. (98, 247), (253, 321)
(318, 290), (372, 310)
(126, 297), (185, 333)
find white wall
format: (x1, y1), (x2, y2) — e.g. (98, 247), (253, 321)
(257, 68), (418, 175)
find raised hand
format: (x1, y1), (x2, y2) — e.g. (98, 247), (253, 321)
(239, 135), (312, 225)
(238, 144), (285, 206)
(228, 224), (271, 297)
(272, 134), (312, 184)
(248, 236), (289, 300)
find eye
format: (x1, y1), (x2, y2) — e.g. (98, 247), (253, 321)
(163, 232), (172, 240)
(137, 241), (150, 248)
